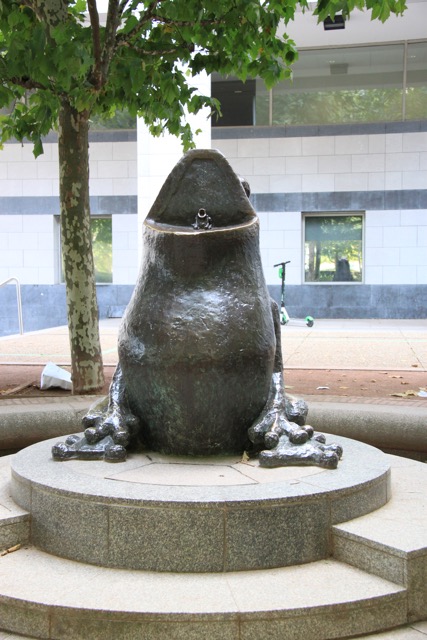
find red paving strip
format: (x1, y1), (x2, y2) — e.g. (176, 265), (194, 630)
(302, 394), (427, 407)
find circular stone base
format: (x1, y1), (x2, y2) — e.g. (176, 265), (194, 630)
(11, 435), (391, 573)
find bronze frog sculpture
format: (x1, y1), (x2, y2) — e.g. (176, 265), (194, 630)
(53, 149), (342, 468)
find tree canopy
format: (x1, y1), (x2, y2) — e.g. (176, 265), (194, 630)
(0, 0), (408, 155)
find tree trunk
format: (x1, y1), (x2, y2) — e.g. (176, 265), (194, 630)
(58, 99), (105, 394)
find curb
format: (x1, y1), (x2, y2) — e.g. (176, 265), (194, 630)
(307, 399), (427, 461)
(1, 395), (426, 460)
(0, 396), (101, 452)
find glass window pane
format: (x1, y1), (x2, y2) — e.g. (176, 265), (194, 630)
(91, 218), (113, 283)
(255, 79), (270, 125)
(90, 109), (136, 130)
(273, 45), (404, 125)
(304, 215), (363, 283)
(60, 216), (112, 284)
(405, 41), (427, 121)
(211, 76), (255, 126)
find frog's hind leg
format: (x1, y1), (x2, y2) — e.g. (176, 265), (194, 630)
(52, 365), (140, 462)
(248, 300), (311, 448)
(247, 300), (343, 469)
(83, 364), (140, 446)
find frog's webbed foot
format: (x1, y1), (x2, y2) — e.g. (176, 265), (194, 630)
(52, 365), (140, 462)
(285, 394), (309, 427)
(52, 434), (127, 462)
(82, 400), (139, 448)
(259, 438), (343, 469)
(248, 372), (343, 469)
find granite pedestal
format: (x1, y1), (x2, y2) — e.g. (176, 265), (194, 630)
(11, 435), (388, 572)
(0, 436), (426, 639)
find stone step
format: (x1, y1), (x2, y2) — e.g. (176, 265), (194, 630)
(0, 458), (29, 550)
(0, 545), (407, 640)
(332, 455), (427, 621)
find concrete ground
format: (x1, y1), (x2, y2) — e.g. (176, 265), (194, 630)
(1, 317), (426, 398)
(1, 318), (427, 370)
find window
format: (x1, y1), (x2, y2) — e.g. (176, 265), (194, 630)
(211, 78), (256, 126)
(304, 214), (363, 283)
(91, 217), (113, 283)
(405, 41), (427, 121)
(57, 216), (113, 284)
(89, 108), (136, 131)
(212, 41), (427, 127)
(272, 44), (404, 126)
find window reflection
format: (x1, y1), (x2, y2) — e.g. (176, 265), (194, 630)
(273, 45), (404, 125)
(304, 214), (363, 283)
(59, 216), (113, 284)
(212, 42), (426, 127)
(405, 41), (427, 121)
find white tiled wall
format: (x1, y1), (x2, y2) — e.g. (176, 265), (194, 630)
(365, 210), (427, 285)
(215, 132), (427, 286)
(217, 132), (427, 195)
(1, 129), (426, 289)
(112, 213), (139, 284)
(0, 139), (138, 285)
(90, 141), (137, 196)
(0, 214), (57, 284)
(257, 211), (303, 285)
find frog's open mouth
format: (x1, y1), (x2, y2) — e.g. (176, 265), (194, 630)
(144, 215), (258, 236)
(144, 148), (257, 230)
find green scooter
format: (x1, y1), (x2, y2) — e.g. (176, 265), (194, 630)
(274, 261), (314, 327)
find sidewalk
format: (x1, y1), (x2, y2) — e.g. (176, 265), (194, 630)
(1, 317), (426, 369)
(0, 318), (426, 400)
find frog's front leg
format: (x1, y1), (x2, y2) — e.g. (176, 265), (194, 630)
(52, 365), (140, 462)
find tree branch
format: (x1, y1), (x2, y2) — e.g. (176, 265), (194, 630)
(19, 0), (68, 27)
(116, 0), (161, 43)
(118, 0), (131, 13)
(87, 0), (102, 89)
(100, 0), (122, 84)
(117, 41), (194, 57)
(9, 76), (48, 91)
(151, 14), (226, 28)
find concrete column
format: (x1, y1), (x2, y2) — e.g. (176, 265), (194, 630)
(137, 71), (211, 256)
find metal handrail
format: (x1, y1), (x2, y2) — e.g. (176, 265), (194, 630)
(0, 277), (24, 334)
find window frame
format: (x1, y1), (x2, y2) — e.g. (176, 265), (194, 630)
(212, 39), (427, 128)
(302, 211), (365, 285)
(55, 214), (113, 285)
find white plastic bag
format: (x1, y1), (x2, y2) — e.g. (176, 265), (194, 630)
(40, 362), (72, 391)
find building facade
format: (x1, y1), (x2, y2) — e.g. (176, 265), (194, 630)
(1, 1), (426, 335)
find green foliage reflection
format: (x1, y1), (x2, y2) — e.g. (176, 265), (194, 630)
(305, 215), (363, 283)
(91, 218), (112, 283)
(90, 109), (136, 131)
(272, 88), (403, 125)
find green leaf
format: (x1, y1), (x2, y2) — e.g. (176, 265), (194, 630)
(73, 0), (87, 13)
(33, 137), (44, 158)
